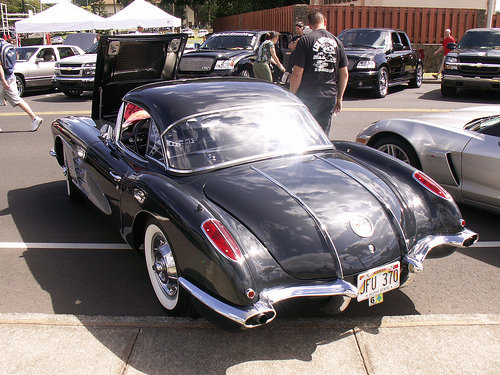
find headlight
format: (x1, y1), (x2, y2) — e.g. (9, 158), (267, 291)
(214, 59), (234, 70)
(356, 60), (376, 69)
(444, 56), (458, 70)
(83, 62), (96, 76)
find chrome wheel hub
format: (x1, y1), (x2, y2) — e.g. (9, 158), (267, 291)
(378, 144), (410, 164)
(151, 235), (178, 298)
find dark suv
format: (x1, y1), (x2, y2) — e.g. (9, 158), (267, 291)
(178, 30), (291, 79)
(441, 28), (500, 96)
(338, 28), (423, 97)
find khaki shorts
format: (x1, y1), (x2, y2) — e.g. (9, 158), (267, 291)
(0, 75), (22, 106)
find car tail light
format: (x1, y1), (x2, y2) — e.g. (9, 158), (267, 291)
(413, 171), (452, 200)
(202, 219), (242, 261)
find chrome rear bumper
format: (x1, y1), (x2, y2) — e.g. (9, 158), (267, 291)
(405, 228), (478, 273)
(179, 277), (357, 329)
(181, 228), (478, 329)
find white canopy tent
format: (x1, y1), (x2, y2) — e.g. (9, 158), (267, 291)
(100, 0), (181, 30)
(15, 2), (106, 33)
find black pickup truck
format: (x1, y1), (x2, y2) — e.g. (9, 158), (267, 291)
(177, 30), (291, 80)
(338, 28), (423, 98)
(441, 28), (500, 96)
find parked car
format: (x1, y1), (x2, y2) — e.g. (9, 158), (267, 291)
(178, 30), (291, 80)
(51, 35), (65, 44)
(14, 44), (84, 96)
(53, 42), (97, 97)
(441, 28), (500, 96)
(356, 105), (500, 213)
(197, 29), (209, 37)
(338, 28), (423, 97)
(181, 28), (195, 38)
(49, 34), (477, 330)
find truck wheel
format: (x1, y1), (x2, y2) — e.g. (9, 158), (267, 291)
(409, 64), (423, 88)
(372, 67), (388, 98)
(63, 90), (83, 97)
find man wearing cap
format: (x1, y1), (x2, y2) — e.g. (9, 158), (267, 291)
(290, 10), (348, 137)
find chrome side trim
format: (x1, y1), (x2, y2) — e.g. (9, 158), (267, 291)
(179, 277), (358, 329)
(405, 228), (478, 272)
(316, 155), (410, 256)
(250, 166), (344, 279)
(262, 279), (358, 303)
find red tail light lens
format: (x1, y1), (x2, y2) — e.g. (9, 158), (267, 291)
(413, 171), (452, 200)
(202, 219), (242, 261)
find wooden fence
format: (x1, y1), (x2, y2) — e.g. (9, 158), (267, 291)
(214, 5), (493, 44)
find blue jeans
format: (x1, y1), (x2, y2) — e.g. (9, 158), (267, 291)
(298, 95), (336, 136)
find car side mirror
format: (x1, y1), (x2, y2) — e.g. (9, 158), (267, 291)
(393, 43), (404, 51)
(194, 43), (200, 49)
(447, 42), (456, 50)
(35, 57), (44, 63)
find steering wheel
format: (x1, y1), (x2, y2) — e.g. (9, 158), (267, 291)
(132, 119), (150, 156)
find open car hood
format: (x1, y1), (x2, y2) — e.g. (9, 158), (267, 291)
(92, 33), (188, 122)
(203, 151), (407, 279)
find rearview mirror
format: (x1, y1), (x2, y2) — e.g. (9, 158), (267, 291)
(447, 42), (456, 51)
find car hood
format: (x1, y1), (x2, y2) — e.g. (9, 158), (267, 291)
(59, 53), (96, 64)
(452, 48), (500, 58)
(394, 106), (500, 129)
(203, 151), (406, 279)
(182, 49), (253, 60)
(344, 47), (383, 60)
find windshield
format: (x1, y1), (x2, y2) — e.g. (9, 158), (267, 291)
(338, 30), (388, 49)
(15, 47), (38, 61)
(164, 105), (331, 171)
(199, 33), (257, 50)
(86, 42), (98, 54)
(464, 115), (500, 131)
(458, 30), (500, 49)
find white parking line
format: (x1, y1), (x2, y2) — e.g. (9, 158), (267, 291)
(0, 241), (497, 249)
(0, 242), (131, 250)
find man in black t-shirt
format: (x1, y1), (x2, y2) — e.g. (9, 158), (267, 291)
(290, 10), (348, 136)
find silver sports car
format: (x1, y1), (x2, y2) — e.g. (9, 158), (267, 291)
(356, 106), (500, 213)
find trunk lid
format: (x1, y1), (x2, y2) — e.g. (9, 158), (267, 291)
(203, 152), (407, 279)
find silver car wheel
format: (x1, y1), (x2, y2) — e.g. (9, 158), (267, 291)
(145, 223), (179, 310)
(373, 67), (388, 98)
(15, 75), (25, 97)
(377, 143), (411, 164)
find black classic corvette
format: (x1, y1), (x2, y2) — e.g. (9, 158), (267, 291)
(50, 34), (477, 329)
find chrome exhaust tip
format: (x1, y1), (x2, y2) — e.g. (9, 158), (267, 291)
(463, 234), (479, 247)
(244, 311), (276, 327)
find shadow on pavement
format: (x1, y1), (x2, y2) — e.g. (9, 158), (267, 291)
(5, 181), (424, 374)
(418, 87), (500, 104)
